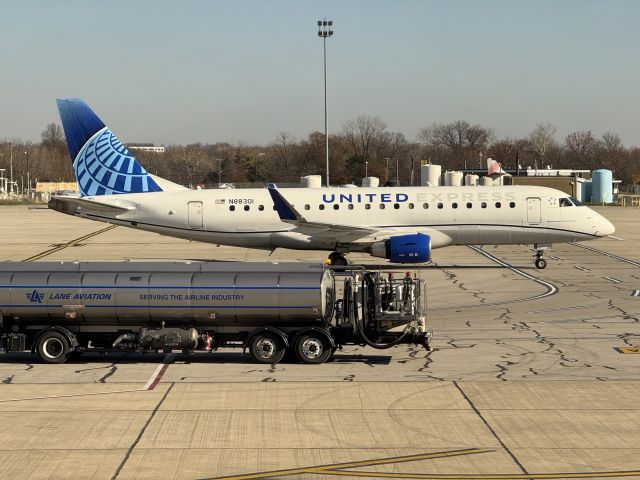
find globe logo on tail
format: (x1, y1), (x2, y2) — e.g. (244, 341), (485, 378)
(74, 127), (161, 196)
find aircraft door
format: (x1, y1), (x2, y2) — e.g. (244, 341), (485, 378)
(526, 197), (541, 224)
(188, 201), (204, 229)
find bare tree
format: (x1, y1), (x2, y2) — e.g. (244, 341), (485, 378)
(342, 116), (387, 160)
(40, 123), (65, 149)
(418, 121), (493, 169)
(601, 131), (623, 153)
(565, 130), (598, 163)
(528, 123), (557, 169)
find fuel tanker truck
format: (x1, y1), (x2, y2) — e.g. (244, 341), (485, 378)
(0, 261), (430, 364)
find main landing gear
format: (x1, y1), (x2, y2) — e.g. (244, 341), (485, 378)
(328, 252), (348, 266)
(533, 243), (550, 269)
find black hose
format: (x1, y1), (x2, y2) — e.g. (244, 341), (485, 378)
(356, 273), (411, 350)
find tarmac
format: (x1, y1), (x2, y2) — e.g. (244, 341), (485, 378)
(0, 204), (639, 480)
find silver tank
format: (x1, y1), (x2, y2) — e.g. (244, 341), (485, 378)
(0, 261), (333, 327)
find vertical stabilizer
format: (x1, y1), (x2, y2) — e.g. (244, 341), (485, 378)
(56, 99), (163, 196)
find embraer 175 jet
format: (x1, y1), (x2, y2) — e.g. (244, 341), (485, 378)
(49, 99), (615, 268)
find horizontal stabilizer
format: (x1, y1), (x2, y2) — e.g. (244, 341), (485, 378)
(48, 195), (135, 216)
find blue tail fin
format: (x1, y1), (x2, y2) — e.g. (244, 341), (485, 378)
(56, 99), (162, 196)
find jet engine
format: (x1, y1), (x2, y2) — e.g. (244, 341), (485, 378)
(370, 233), (431, 263)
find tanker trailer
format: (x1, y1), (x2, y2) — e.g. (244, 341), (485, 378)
(0, 261), (430, 364)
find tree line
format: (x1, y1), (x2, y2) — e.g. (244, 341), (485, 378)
(1, 117), (639, 191)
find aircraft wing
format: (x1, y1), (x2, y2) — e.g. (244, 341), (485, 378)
(267, 185), (380, 241)
(48, 195), (136, 217)
(267, 185), (453, 246)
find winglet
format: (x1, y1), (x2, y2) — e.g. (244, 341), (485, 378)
(267, 185), (301, 222)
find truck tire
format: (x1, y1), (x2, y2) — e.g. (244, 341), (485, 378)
(295, 332), (332, 364)
(249, 332), (285, 364)
(36, 331), (70, 364)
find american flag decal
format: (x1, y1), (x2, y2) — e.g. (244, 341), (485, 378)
(215, 199), (225, 204)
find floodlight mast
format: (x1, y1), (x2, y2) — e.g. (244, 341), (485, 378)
(317, 19), (333, 187)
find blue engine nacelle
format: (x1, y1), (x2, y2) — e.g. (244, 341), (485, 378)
(371, 233), (432, 263)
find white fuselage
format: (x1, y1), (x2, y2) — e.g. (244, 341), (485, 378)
(67, 185), (615, 253)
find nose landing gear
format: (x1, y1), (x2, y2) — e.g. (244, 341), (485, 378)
(533, 243), (550, 269)
(534, 255), (547, 269)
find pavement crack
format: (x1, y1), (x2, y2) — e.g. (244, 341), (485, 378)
(111, 383), (174, 480)
(608, 299), (640, 323)
(415, 350), (446, 381)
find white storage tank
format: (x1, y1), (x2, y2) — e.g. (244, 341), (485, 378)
(464, 174), (479, 186)
(575, 178), (592, 203)
(444, 171), (464, 186)
(420, 164), (441, 186)
(300, 175), (322, 188)
(479, 176), (493, 186)
(591, 169), (613, 203)
(362, 177), (379, 188)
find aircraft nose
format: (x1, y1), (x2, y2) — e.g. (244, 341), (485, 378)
(596, 216), (615, 236)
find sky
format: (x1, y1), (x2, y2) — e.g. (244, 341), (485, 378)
(1, 0), (639, 147)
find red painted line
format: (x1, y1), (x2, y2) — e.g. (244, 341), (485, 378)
(147, 362), (170, 390)
(143, 353), (173, 390)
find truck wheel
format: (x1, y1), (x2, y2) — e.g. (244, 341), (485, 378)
(249, 332), (285, 364)
(295, 333), (332, 364)
(36, 331), (70, 364)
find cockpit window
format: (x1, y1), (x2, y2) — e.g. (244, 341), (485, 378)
(569, 196), (585, 206)
(559, 197), (573, 207)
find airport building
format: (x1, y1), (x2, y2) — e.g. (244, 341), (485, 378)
(125, 143), (165, 153)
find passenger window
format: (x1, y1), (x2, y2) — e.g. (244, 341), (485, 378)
(495, 202), (501, 208)
(244, 205), (250, 211)
(408, 203), (414, 209)
(365, 204), (371, 210)
(437, 203), (443, 209)
(259, 205), (264, 211)
(393, 203), (400, 209)
(423, 203), (429, 209)
(509, 202), (515, 208)
(229, 205), (235, 211)
(319, 204), (325, 210)
(379, 204), (386, 210)
(481, 202), (487, 208)
(452, 202), (458, 209)
(333, 204), (339, 210)
(466, 202), (472, 209)
(348, 204), (354, 210)
(273, 205), (277, 210)
(304, 204), (310, 210)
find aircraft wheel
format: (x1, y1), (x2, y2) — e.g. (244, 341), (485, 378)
(535, 258), (547, 269)
(249, 332), (285, 364)
(328, 252), (348, 266)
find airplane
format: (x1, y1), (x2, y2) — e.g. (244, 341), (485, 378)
(49, 98), (615, 269)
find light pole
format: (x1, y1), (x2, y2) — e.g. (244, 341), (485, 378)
(24, 150), (30, 200)
(365, 161), (368, 178)
(317, 19), (333, 187)
(384, 157), (390, 183)
(9, 143), (14, 195)
(216, 159), (223, 185)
